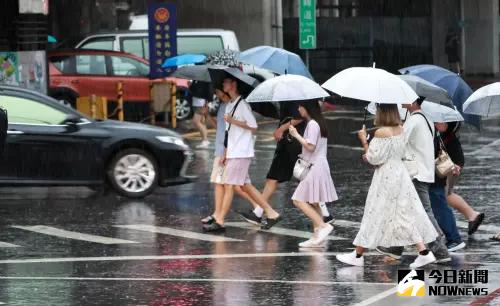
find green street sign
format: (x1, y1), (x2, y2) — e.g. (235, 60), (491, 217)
(299, 0), (316, 49)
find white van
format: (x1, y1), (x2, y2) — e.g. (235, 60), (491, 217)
(75, 23), (276, 120)
(76, 29), (240, 60)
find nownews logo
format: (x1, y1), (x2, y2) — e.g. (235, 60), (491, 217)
(398, 270), (425, 296)
(397, 269), (489, 297)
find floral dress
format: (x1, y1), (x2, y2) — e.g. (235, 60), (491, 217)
(353, 134), (438, 248)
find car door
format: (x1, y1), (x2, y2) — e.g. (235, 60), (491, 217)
(108, 54), (151, 102)
(71, 54), (116, 101)
(0, 91), (110, 183)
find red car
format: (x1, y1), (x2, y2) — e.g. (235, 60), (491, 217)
(48, 49), (191, 121)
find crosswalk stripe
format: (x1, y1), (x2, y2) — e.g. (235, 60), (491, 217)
(333, 218), (499, 234)
(11, 225), (138, 245)
(455, 221), (500, 233)
(113, 225), (244, 242)
(224, 222), (347, 240)
(332, 219), (361, 228)
(0, 241), (20, 248)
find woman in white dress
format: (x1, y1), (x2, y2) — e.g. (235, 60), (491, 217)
(336, 104), (438, 269)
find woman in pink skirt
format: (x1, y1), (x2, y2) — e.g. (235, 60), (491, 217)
(289, 101), (338, 248)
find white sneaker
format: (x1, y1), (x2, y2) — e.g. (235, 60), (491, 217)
(196, 140), (210, 149)
(315, 224), (333, 243)
(409, 251), (436, 269)
(298, 238), (325, 248)
(336, 250), (364, 267)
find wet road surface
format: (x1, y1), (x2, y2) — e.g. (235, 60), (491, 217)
(0, 108), (499, 305)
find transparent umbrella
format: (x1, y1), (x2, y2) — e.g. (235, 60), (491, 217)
(246, 74), (329, 103)
(463, 82), (500, 117)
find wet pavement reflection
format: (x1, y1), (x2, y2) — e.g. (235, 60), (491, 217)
(0, 108), (498, 305)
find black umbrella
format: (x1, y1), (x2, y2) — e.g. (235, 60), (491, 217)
(189, 80), (213, 101)
(249, 102), (280, 119)
(208, 67), (259, 97)
(170, 64), (226, 82)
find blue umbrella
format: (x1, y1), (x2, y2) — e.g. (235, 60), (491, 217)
(47, 35), (57, 43)
(239, 46), (313, 79)
(399, 64), (480, 128)
(161, 54), (206, 69)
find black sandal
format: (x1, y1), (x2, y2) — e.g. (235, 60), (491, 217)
(201, 215), (215, 224)
(261, 215), (282, 230)
(203, 222), (225, 232)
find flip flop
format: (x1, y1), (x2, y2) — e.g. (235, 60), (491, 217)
(490, 234), (500, 241)
(201, 215), (215, 224)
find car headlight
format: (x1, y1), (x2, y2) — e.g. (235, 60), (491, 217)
(155, 136), (189, 149)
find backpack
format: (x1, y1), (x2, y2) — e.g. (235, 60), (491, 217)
(0, 107), (8, 155)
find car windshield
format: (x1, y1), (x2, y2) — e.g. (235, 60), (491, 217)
(0, 95), (69, 125)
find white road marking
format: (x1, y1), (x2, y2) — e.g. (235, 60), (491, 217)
(352, 287), (397, 306)
(225, 222), (347, 240)
(456, 221), (500, 233)
(0, 251), (492, 265)
(0, 241), (20, 248)
(333, 219), (361, 228)
(0, 276), (395, 286)
(11, 225), (138, 245)
(327, 144), (364, 151)
(335, 218), (500, 234)
(454, 185), (500, 190)
(113, 224), (243, 242)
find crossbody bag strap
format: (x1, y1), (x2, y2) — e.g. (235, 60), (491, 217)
(412, 112), (434, 137)
(227, 96), (243, 132)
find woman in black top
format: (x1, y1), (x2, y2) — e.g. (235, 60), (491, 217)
(435, 121), (484, 235)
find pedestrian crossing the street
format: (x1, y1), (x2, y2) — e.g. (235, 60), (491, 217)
(0, 219), (497, 249)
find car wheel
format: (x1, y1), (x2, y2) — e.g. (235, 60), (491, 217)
(107, 148), (158, 198)
(176, 91), (192, 121)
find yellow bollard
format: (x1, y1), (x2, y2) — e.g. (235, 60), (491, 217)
(170, 83), (177, 128)
(117, 81), (124, 121)
(90, 94), (97, 119)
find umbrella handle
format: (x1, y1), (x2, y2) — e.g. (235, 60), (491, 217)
(362, 108), (368, 126)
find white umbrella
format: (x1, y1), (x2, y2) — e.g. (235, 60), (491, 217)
(246, 74), (330, 103)
(321, 67), (418, 104)
(463, 82), (500, 116)
(421, 101), (464, 123)
(366, 102), (408, 119)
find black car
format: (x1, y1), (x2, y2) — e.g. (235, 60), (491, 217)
(0, 85), (195, 198)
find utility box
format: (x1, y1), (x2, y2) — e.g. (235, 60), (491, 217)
(76, 95), (108, 119)
(150, 81), (176, 128)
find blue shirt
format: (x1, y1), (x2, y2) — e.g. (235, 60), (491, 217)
(214, 103), (227, 157)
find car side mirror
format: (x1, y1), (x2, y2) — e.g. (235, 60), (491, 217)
(62, 114), (81, 131)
